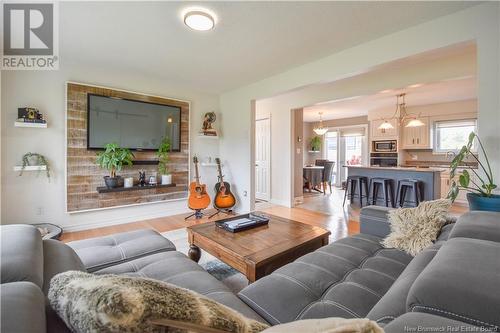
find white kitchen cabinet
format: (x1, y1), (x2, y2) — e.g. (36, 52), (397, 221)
(401, 117), (431, 149)
(440, 170), (471, 205)
(370, 119), (399, 140)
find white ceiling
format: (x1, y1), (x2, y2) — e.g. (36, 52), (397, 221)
(303, 77), (477, 122)
(60, 1), (479, 94)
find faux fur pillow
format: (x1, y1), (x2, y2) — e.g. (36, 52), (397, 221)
(48, 271), (269, 333)
(382, 199), (452, 256)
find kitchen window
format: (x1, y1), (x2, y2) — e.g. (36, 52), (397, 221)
(434, 119), (477, 153)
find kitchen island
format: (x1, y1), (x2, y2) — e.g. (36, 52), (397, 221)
(345, 165), (445, 206)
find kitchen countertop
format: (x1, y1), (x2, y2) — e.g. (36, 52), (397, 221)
(344, 165), (446, 172)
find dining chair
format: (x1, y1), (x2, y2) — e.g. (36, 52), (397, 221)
(315, 159), (328, 167)
(322, 161), (335, 194)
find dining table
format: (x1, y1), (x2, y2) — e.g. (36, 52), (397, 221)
(303, 165), (324, 193)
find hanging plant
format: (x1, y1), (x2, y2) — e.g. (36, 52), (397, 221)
(19, 152), (50, 181)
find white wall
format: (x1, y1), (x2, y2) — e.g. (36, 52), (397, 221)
(1, 63), (219, 230)
(220, 3), (500, 212)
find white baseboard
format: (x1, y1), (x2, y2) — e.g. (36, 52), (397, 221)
(269, 198), (292, 208)
(62, 205), (191, 232)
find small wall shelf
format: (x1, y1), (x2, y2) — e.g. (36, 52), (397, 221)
(198, 135), (219, 139)
(14, 122), (47, 128)
(308, 150), (321, 153)
(200, 162), (219, 167)
(13, 165), (47, 171)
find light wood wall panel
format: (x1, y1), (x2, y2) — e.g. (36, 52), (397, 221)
(66, 83), (189, 212)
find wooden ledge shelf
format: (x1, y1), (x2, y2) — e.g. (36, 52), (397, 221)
(97, 183), (177, 193)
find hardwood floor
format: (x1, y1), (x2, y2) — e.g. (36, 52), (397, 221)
(61, 187), (467, 243)
(60, 206), (353, 242)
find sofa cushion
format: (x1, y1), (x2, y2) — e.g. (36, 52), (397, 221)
(0, 225), (44, 288)
(67, 229), (176, 272)
(238, 234), (412, 325)
(384, 313), (482, 333)
(48, 271), (269, 333)
(407, 238), (500, 330)
(42, 240), (86, 295)
(448, 211), (500, 242)
(367, 243), (441, 324)
(360, 206), (392, 238)
(1, 282), (46, 333)
(435, 223), (454, 244)
(96, 250), (266, 323)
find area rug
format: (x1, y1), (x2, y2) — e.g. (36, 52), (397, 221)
(161, 228), (249, 293)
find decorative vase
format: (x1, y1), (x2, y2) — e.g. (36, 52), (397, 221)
(104, 176), (121, 189)
(467, 193), (500, 212)
(124, 177), (134, 188)
(161, 174), (172, 185)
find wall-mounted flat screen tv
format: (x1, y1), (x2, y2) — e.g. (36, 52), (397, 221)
(87, 94), (181, 151)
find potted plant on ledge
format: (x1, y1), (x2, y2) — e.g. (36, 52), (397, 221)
(157, 137), (172, 185)
(96, 143), (134, 189)
(448, 132), (499, 211)
(310, 136), (322, 152)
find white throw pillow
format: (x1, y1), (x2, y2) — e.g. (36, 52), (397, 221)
(382, 199), (452, 256)
(261, 318), (384, 333)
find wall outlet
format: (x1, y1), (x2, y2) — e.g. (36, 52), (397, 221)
(36, 207), (43, 216)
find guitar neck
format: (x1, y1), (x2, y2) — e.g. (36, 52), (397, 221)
(217, 163), (224, 184)
(194, 161), (201, 185)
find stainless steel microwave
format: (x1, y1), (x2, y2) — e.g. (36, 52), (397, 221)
(373, 140), (397, 152)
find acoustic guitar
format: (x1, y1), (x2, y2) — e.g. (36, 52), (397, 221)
(188, 156), (211, 210)
(214, 158), (236, 210)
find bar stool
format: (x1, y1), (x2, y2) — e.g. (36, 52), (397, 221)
(343, 176), (369, 207)
(369, 177), (395, 208)
(396, 179), (423, 207)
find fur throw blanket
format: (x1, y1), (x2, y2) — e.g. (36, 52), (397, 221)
(48, 271), (269, 333)
(382, 199), (452, 256)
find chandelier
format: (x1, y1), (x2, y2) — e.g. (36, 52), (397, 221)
(378, 93), (424, 131)
(313, 112), (328, 135)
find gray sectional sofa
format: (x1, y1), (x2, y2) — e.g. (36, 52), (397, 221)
(1, 209), (500, 332)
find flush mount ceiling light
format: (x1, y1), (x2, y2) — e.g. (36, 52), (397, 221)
(377, 93), (424, 131)
(313, 112), (328, 135)
(183, 10), (215, 31)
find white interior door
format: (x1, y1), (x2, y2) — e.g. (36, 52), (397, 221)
(255, 118), (271, 201)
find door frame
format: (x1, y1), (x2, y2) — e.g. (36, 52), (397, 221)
(323, 124), (369, 186)
(255, 116), (271, 202)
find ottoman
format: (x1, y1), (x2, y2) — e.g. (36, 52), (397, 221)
(67, 228), (176, 272)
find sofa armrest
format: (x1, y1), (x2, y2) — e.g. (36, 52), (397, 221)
(360, 206), (393, 238)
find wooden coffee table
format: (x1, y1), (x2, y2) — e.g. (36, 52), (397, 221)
(187, 213), (330, 282)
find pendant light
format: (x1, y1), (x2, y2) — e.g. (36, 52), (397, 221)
(377, 93), (424, 130)
(313, 112), (328, 135)
(405, 118), (425, 127)
(378, 120), (394, 130)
